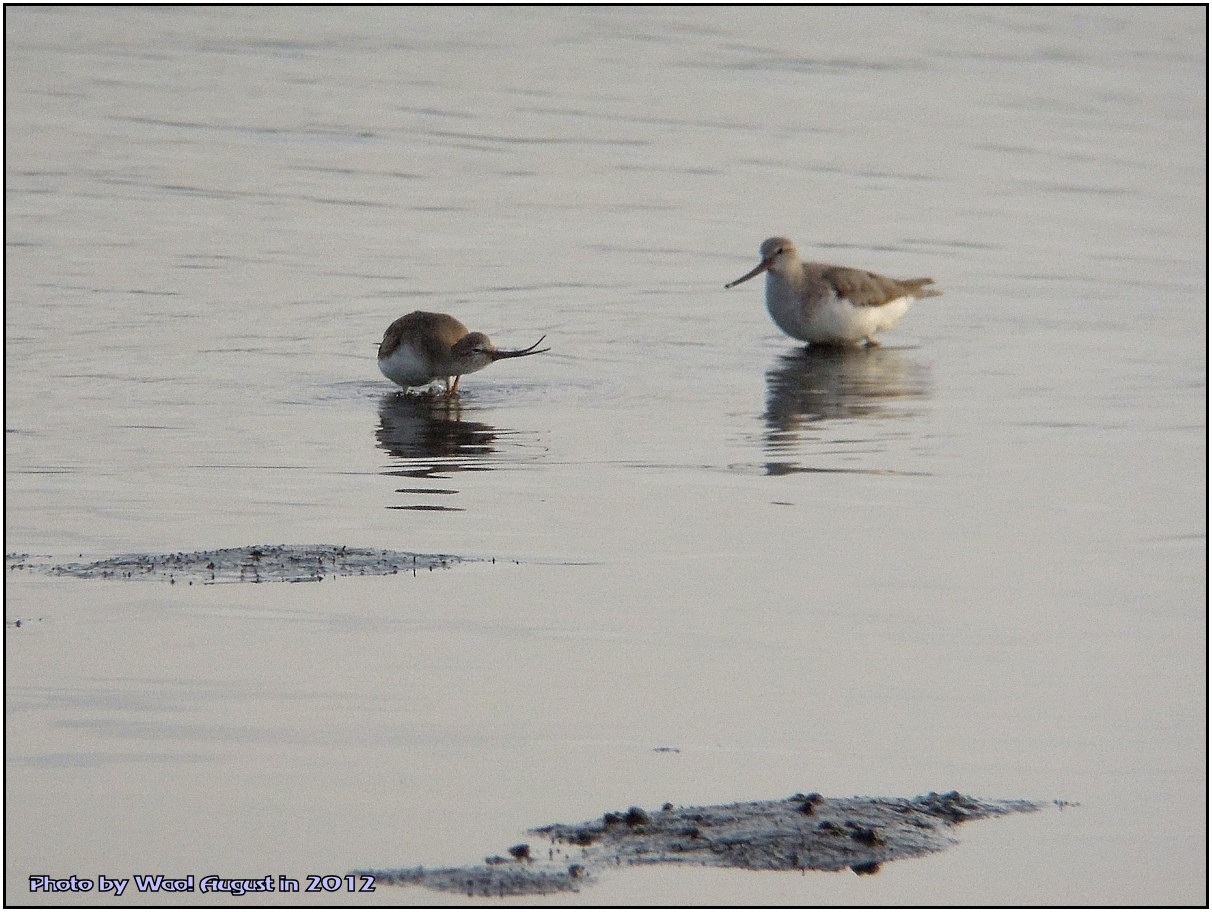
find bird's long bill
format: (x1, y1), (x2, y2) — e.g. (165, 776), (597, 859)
(724, 260), (770, 289)
(490, 336), (550, 361)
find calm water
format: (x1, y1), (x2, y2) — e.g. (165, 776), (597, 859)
(5, 6), (1206, 905)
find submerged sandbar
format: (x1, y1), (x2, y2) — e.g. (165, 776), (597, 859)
(5, 544), (466, 585)
(357, 791), (1053, 896)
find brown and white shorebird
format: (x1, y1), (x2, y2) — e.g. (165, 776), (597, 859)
(725, 237), (941, 346)
(377, 311), (549, 394)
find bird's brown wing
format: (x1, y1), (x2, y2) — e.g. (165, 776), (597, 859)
(820, 266), (939, 308)
(378, 311), (469, 360)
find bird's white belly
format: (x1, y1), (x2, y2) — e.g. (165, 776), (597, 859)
(767, 281), (911, 345)
(378, 344), (437, 388)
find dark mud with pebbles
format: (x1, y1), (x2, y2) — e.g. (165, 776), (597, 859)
(356, 791), (1053, 896)
(5, 544), (466, 585)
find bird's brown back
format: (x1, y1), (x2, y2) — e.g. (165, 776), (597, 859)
(816, 265), (941, 308)
(378, 311), (469, 360)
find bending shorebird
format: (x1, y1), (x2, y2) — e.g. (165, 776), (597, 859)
(377, 311), (548, 394)
(726, 237), (940, 346)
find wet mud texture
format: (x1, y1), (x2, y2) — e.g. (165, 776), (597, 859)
(356, 791), (1045, 897)
(5, 544), (463, 585)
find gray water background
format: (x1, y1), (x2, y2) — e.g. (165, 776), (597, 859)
(5, 6), (1206, 905)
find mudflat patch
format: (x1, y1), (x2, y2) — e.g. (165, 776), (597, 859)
(5, 544), (466, 585)
(356, 791), (1053, 896)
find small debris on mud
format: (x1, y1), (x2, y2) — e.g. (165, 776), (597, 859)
(354, 791), (1050, 896)
(5, 545), (464, 585)
(797, 793), (824, 815)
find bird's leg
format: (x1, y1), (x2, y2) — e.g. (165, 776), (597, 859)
(447, 375), (461, 395)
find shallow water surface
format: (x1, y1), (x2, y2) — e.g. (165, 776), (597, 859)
(5, 6), (1206, 905)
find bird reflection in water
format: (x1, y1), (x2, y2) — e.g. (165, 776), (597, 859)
(375, 393), (501, 511)
(763, 346), (931, 475)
